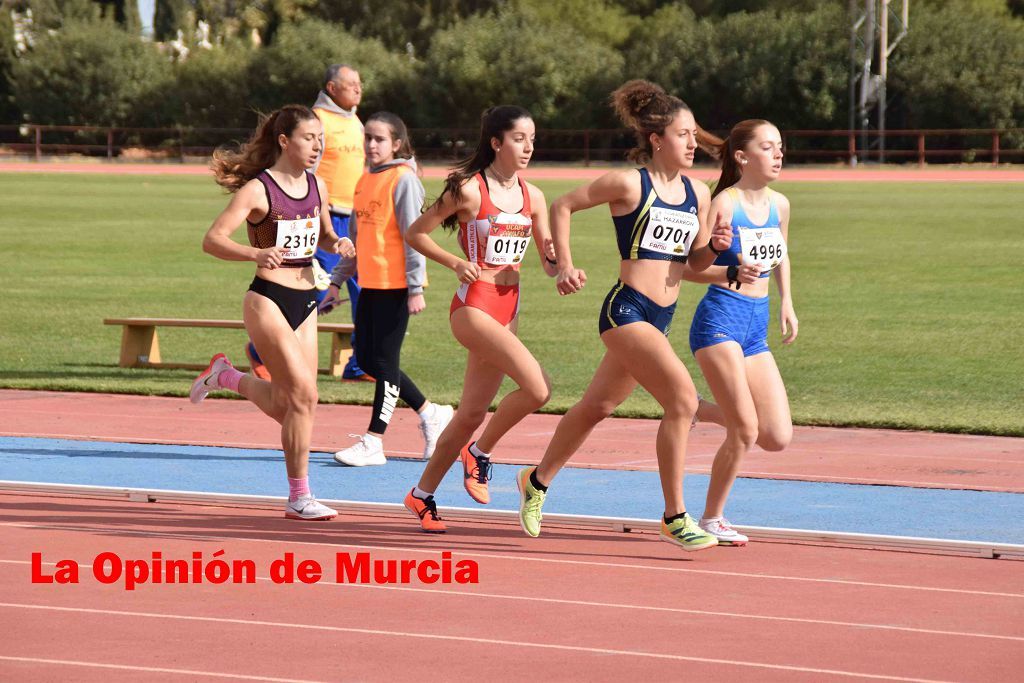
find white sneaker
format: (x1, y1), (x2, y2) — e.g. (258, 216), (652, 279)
(285, 495), (337, 521)
(419, 404), (454, 459)
(190, 353), (233, 404)
(333, 434), (386, 466)
(699, 517), (749, 546)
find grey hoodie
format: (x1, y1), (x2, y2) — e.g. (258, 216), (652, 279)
(329, 157), (427, 295)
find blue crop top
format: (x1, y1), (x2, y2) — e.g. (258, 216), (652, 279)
(712, 187), (786, 278)
(611, 168), (701, 262)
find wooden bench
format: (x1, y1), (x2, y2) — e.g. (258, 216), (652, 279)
(103, 318), (355, 377)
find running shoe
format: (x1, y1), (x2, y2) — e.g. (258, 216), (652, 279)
(660, 513), (719, 552)
(699, 517), (748, 546)
(333, 434), (386, 467)
(419, 403), (454, 459)
(403, 489), (446, 533)
(460, 442), (492, 504)
(516, 466), (547, 538)
(189, 353), (233, 404)
(244, 342), (272, 381)
(285, 495), (337, 521)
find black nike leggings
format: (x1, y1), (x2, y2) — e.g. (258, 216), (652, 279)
(353, 288), (426, 434)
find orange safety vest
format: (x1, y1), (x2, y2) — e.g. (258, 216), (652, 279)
(353, 166), (411, 290)
(314, 108), (364, 212)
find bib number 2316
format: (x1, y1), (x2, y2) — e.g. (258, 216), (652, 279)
(276, 218), (319, 260)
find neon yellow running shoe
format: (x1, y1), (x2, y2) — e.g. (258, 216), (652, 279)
(516, 466), (547, 538)
(660, 513), (719, 552)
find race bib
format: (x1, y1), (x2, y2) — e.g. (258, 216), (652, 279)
(483, 217), (532, 266)
(640, 207), (699, 257)
(739, 227), (786, 272)
(276, 217), (319, 260)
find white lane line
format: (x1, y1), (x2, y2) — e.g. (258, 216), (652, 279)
(4, 559), (1018, 641)
(0, 603), (954, 682)
(0, 655), (318, 682)
(1, 522), (1021, 598)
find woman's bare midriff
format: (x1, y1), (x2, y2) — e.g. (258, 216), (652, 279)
(255, 265), (316, 290)
(618, 259), (686, 307)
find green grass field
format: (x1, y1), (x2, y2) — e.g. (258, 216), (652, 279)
(0, 172), (1021, 436)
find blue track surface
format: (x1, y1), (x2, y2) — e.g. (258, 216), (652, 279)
(2, 437), (1022, 544)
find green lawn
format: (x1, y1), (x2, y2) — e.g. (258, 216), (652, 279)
(1, 172), (1021, 435)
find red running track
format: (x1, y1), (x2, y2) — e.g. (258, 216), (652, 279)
(2, 390), (1022, 493)
(2, 160), (1023, 183)
(1, 493), (1022, 682)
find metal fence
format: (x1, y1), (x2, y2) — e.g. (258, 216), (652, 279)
(1, 124), (1021, 166)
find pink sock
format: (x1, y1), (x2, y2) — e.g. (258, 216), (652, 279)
(288, 477), (310, 501)
(217, 367), (244, 392)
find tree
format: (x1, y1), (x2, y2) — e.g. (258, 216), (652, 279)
(10, 19), (173, 125)
(420, 7), (624, 128)
(153, 0), (191, 41)
(624, 4), (849, 131)
(247, 19), (415, 116)
(889, 1), (1024, 136)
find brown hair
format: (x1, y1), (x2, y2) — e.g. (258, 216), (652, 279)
(711, 119), (774, 199)
(434, 105), (532, 231)
(211, 105), (318, 192)
(365, 111), (417, 164)
(610, 79), (721, 164)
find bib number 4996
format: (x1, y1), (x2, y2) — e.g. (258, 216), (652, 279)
(738, 227), (786, 272)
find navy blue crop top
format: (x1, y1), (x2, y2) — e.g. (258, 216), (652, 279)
(611, 168), (701, 262)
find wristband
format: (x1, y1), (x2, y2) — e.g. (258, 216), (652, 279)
(709, 240), (723, 255)
(726, 264), (741, 290)
(545, 257), (557, 266)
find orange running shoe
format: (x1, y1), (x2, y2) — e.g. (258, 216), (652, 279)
(460, 442), (492, 504)
(404, 489), (446, 533)
(244, 343), (272, 381)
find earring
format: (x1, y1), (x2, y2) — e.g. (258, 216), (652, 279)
(656, 146), (662, 152)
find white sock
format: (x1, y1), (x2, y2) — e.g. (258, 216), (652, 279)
(469, 442), (490, 460)
(418, 402), (434, 421)
(701, 516), (721, 524)
(412, 486), (433, 500)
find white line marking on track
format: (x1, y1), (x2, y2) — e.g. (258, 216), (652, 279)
(3, 559), (1017, 641)
(0, 655), (318, 682)
(2, 522), (1021, 598)
(0, 603), (956, 682)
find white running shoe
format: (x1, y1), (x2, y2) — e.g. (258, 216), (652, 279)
(190, 353), (233, 404)
(699, 517), (749, 546)
(285, 495), (337, 521)
(333, 433), (386, 466)
(419, 403), (454, 459)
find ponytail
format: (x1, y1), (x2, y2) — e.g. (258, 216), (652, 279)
(433, 105), (532, 231)
(711, 119), (771, 199)
(611, 79), (722, 164)
(211, 105), (318, 192)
